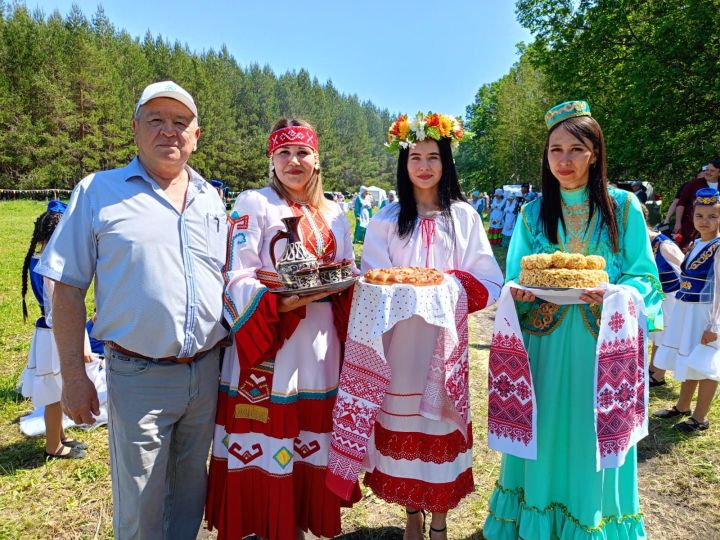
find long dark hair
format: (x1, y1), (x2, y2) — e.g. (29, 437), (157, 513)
(21, 211), (62, 321)
(539, 115), (619, 252)
(396, 138), (466, 239)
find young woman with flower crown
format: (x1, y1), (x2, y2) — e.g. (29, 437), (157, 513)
(483, 101), (663, 539)
(329, 112), (503, 539)
(205, 118), (360, 540)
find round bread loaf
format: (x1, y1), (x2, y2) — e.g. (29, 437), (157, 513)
(364, 266), (444, 286)
(519, 251), (608, 288)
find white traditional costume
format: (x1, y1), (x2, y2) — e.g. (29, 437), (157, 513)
(501, 193), (519, 247)
(20, 256), (63, 406)
(488, 189), (505, 245)
(327, 201), (503, 510)
(649, 232), (683, 347)
(206, 126), (359, 540)
(654, 234), (720, 381)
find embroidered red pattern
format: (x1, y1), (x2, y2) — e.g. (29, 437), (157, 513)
(608, 311), (625, 333)
(373, 422), (473, 464)
(228, 442), (263, 464)
(364, 468), (474, 513)
(596, 321), (645, 458)
(289, 202), (337, 263)
(488, 332), (534, 446)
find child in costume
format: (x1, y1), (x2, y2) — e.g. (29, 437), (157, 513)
(334, 112), (503, 539)
(488, 188), (505, 245)
(205, 118), (359, 540)
(20, 200), (88, 459)
(484, 101), (663, 539)
(642, 205), (684, 387)
(653, 187), (720, 431)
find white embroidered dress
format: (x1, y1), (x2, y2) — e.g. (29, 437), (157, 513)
(335, 201), (503, 511)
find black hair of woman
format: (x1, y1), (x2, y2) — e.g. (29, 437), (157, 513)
(538, 115), (620, 253)
(21, 211), (63, 321)
(395, 137), (466, 240)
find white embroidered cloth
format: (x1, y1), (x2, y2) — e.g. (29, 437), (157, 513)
(488, 283), (648, 470)
(327, 275), (470, 500)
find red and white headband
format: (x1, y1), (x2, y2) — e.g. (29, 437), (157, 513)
(267, 126), (318, 156)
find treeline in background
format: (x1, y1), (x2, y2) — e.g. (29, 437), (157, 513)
(1, 2), (718, 198)
(456, 0), (720, 198)
(0, 4), (396, 192)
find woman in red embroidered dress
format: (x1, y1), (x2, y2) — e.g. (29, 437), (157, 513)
(205, 118), (359, 540)
(338, 113), (503, 539)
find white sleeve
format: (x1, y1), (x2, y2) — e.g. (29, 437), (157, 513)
(361, 215), (393, 272)
(223, 191), (271, 329)
(43, 277), (55, 328)
(659, 240), (684, 275)
(453, 206), (504, 306)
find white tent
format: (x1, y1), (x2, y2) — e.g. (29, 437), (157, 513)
(366, 185), (387, 207)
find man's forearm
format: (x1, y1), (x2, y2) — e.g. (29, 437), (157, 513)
(665, 199), (678, 222)
(52, 282), (88, 379)
(675, 205), (684, 226)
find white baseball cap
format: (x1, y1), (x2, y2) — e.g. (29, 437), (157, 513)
(135, 81), (198, 118)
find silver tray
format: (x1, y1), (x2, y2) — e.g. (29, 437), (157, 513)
(271, 277), (357, 297)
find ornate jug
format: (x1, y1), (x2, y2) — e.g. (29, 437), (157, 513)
(270, 216), (320, 289)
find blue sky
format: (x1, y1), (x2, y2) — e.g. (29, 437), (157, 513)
(29, 1), (533, 117)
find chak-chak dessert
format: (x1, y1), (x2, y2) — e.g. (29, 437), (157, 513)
(364, 266), (444, 286)
(519, 251), (608, 288)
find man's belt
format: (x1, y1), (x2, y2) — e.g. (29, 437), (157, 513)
(105, 338), (230, 364)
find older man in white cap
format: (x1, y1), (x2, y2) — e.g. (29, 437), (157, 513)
(36, 81), (228, 540)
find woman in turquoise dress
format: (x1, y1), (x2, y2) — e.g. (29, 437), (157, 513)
(483, 101), (663, 539)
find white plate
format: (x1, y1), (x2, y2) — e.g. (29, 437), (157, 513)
(507, 280), (606, 305)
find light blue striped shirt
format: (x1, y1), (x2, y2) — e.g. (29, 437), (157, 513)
(36, 157), (228, 358)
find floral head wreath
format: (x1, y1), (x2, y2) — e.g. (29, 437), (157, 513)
(385, 112), (465, 152)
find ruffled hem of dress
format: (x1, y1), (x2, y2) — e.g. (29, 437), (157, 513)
(482, 483), (646, 540)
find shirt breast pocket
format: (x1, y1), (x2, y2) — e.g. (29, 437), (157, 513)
(206, 213), (228, 265)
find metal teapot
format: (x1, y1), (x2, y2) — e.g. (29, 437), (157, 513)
(269, 216), (321, 289)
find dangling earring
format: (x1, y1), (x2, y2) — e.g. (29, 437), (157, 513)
(268, 158), (275, 182)
(313, 151), (321, 171)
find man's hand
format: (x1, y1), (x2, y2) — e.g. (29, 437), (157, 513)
(277, 291), (333, 312)
(62, 374), (100, 425)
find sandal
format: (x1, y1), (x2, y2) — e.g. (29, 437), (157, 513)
(406, 509), (426, 534)
(44, 446), (86, 459)
(653, 405), (691, 419)
(429, 525), (447, 538)
(61, 439), (88, 450)
(674, 417), (710, 433)
(648, 372), (666, 388)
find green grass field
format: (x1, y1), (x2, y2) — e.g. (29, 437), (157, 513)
(0, 200), (718, 539)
